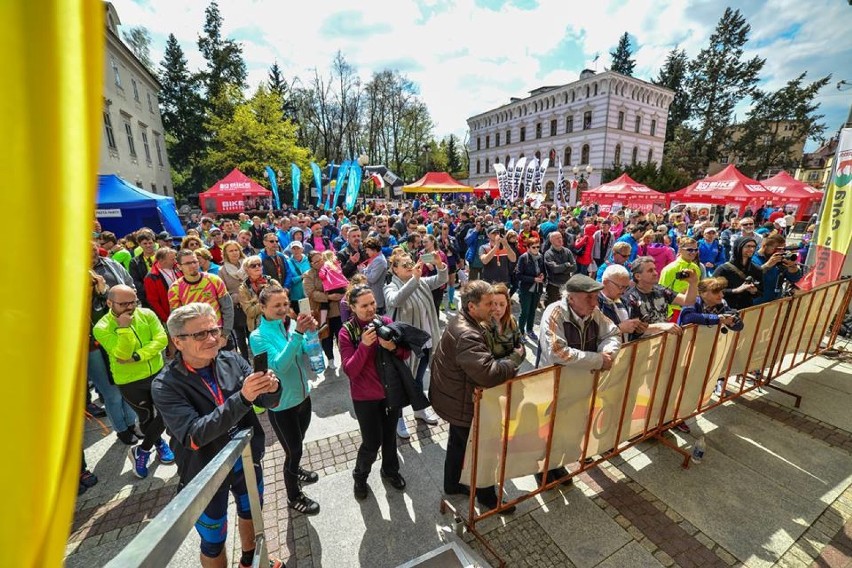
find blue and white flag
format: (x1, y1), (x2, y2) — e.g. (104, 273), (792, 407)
(264, 165), (281, 209)
(331, 160), (351, 209)
(310, 162), (323, 208)
(291, 163), (301, 210)
(345, 161), (363, 211)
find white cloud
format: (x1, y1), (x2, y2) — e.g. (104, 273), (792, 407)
(112, 0), (852, 150)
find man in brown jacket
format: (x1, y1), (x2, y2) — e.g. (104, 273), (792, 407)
(430, 280), (525, 513)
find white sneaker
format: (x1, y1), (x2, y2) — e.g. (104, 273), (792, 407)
(414, 407), (439, 425)
(396, 418), (411, 439)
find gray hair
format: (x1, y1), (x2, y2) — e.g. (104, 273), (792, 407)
(167, 302), (217, 337)
(602, 264), (630, 282)
(241, 255), (262, 271)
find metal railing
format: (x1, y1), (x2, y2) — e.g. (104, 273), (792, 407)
(105, 429), (269, 568)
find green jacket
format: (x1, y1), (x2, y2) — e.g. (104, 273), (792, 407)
(93, 307), (168, 385)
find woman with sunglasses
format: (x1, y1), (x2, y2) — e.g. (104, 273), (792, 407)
(384, 248), (446, 438)
(514, 238), (545, 340)
(238, 255), (281, 334)
(659, 236), (706, 322)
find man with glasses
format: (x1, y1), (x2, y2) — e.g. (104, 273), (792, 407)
(598, 264), (648, 343)
(93, 285), (174, 479)
(595, 241), (632, 282)
(659, 238), (705, 320)
(259, 234), (293, 288)
(371, 216), (398, 257)
(733, 217), (763, 249)
(153, 303), (283, 568)
(624, 257), (697, 341)
(336, 227), (366, 278)
(168, 250), (234, 350)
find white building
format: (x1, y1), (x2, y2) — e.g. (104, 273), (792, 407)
(467, 70), (674, 195)
(101, 3), (173, 197)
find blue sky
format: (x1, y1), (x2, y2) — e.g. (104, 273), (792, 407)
(116, 0), (852, 152)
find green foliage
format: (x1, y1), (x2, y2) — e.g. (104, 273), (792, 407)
(601, 157), (692, 193)
(445, 134), (463, 176)
(122, 26), (153, 71)
(609, 32), (636, 76)
(653, 48), (689, 143)
(198, 1), (247, 111)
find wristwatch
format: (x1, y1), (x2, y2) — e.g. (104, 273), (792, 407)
(131, 352), (141, 362)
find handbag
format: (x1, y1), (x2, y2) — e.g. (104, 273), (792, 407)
(313, 310), (331, 340)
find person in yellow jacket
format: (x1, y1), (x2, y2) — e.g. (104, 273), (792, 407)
(93, 284), (174, 479)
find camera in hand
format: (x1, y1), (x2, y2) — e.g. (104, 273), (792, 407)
(781, 245), (800, 262)
(370, 318), (397, 342)
(675, 269), (693, 279)
(719, 313), (742, 334)
(744, 276), (755, 285)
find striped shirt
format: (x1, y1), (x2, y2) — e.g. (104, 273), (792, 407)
(168, 273), (228, 326)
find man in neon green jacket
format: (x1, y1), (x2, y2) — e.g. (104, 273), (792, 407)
(93, 284), (174, 479)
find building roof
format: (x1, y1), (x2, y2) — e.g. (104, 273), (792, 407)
(800, 137), (838, 169)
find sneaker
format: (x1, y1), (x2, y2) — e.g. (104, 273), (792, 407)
(477, 494), (516, 515)
(353, 478), (369, 500)
(713, 379), (725, 398)
(116, 428), (137, 445)
(155, 438), (175, 464)
(448, 302), (457, 311)
(288, 492), (320, 515)
(297, 467), (318, 484)
(527, 331), (538, 341)
(396, 418), (411, 439)
(414, 408), (439, 425)
(80, 469), (99, 489)
(241, 558), (285, 568)
(675, 422), (691, 434)
(128, 446), (151, 479)
(380, 470), (406, 491)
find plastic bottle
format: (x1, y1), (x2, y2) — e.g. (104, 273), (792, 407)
(692, 436), (706, 464)
(304, 330), (325, 373)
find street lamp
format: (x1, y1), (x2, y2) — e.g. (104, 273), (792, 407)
(570, 164), (594, 205)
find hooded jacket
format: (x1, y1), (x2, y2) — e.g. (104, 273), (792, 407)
(249, 316), (310, 411)
(573, 224), (597, 266)
(712, 237), (763, 310)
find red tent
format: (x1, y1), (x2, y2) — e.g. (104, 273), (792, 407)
(474, 178), (500, 198)
(664, 181), (697, 206)
(677, 165), (770, 206)
(402, 172), (473, 193)
(199, 168), (273, 214)
(581, 173), (666, 213)
(761, 171), (823, 221)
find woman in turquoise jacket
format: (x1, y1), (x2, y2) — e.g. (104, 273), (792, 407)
(249, 284), (320, 515)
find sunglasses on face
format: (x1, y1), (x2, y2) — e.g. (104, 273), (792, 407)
(177, 327), (223, 341)
(396, 262), (415, 269)
(683, 248), (698, 253)
(247, 263), (262, 268)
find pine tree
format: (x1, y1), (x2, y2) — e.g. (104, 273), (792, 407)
(609, 32), (636, 76)
(268, 61), (299, 124)
(653, 48), (690, 143)
(159, 34), (207, 199)
(446, 134), (462, 177)
(686, 7), (765, 172)
(197, 1), (247, 104)
(122, 26), (153, 71)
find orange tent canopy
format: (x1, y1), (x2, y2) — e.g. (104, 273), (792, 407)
(402, 172), (473, 193)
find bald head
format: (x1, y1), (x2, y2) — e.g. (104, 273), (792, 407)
(107, 284), (136, 301)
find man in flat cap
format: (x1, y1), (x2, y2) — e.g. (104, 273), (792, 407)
(536, 273), (621, 486)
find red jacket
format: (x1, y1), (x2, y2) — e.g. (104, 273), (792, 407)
(144, 262), (182, 323)
(574, 225), (597, 265)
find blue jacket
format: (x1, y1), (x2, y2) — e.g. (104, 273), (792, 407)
(615, 234), (639, 262)
(249, 316), (311, 412)
(750, 252), (803, 305)
(698, 239), (726, 270)
(678, 296), (744, 330)
(286, 254), (311, 300)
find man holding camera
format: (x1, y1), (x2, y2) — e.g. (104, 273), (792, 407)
(713, 237), (763, 310)
(751, 234), (802, 305)
(479, 226), (516, 285)
(623, 257), (698, 341)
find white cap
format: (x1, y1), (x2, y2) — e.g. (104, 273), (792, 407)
(318, 215), (331, 223)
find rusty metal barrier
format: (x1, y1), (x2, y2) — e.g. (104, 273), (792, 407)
(439, 278), (851, 568)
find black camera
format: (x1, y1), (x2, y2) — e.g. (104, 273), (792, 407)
(719, 313), (742, 334)
(370, 318), (397, 342)
(781, 245), (800, 263)
(675, 269), (693, 279)
(744, 276), (755, 285)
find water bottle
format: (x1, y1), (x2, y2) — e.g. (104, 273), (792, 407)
(304, 330), (325, 374)
(692, 436), (706, 464)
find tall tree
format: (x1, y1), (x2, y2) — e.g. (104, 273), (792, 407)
(609, 32), (636, 76)
(197, 1), (247, 105)
(686, 7), (765, 173)
(268, 61), (299, 125)
(732, 72), (831, 178)
(653, 47), (690, 143)
(445, 134), (462, 176)
(122, 26), (153, 70)
(159, 34), (206, 200)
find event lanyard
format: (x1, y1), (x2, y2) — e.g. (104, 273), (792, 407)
(184, 361), (224, 406)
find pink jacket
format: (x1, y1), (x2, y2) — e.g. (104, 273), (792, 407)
(639, 243), (676, 273)
(318, 263), (348, 291)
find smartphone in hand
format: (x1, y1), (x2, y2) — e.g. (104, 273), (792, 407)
(298, 297), (311, 314)
(420, 252), (435, 263)
(253, 351), (268, 374)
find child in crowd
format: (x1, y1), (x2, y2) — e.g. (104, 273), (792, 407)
(317, 250), (348, 326)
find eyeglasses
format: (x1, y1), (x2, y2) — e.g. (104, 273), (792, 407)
(396, 261), (415, 269)
(740, 222), (754, 227)
(529, 245), (540, 249)
(265, 239), (277, 244)
(247, 263), (262, 268)
(607, 281), (630, 292)
(180, 260), (199, 266)
(683, 248), (698, 253)
(113, 299), (140, 308)
(177, 327), (223, 341)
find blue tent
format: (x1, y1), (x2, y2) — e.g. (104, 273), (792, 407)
(96, 175), (185, 238)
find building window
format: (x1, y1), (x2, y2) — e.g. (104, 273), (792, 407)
(614, 144), (621, 165)
(477, 137), (481, 151)
(505, 155), (510, 165)
(617, 111), (624, 130)
(123, 119), (136, 157)
(103, 111), (117, 150)
(550, 120), (557, 136)
(163, 185), (169, 194)
(583, 111), (592, 130)
(485, 158), (490, 172)
(147, 92), (154, 113)
(496, 133), (500, 147)
(486, 135), (490, 149)
(566, 116), (574, 133)
(585, 86), (590, 98)
(140, 127), (152, 163)
(132, 79), (140, 102)
(635, 116), (641, 133)
(111, 57), (122, 87)
(581, 144), (590, 165)
(151, 183), (158, 194)
(506, 130), (511, 145)
(564, 148), (572, 166)
(647, 149), (654, 163)
(571, 91), (576, 102)
(520, 127), (526, 142)
(495, 157), (500, 164)
(154, 133), (164, 166)
(476, 160), (481, 174)
(536, 123), (542, 139)
(632, 146), (638, 164)
(650, 119), (657, 137)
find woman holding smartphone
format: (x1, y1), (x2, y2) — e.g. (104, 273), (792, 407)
(419, 235), (448, 315)
(249, 284), (320, 515)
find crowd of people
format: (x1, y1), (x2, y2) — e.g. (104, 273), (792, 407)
(85, 196), (811, 567)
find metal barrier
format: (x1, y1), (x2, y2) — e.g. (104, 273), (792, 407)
(105, 429), (269, 568)
(440, 278), (852, 568)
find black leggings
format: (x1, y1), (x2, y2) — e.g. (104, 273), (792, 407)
(268, 397), (312, 500)
(118, 375), (165, 451)
(352, 399), (400, 481)
(321, 316), (343, 360)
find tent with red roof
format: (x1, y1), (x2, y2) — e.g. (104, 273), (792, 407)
(402, 172), (473, 193)
(676, 165), (771, 207)
(761, 171), (823, 220)
(198, 168), (273, 214)
(474, 177), (500, 198)
(581, 173), (666, 212)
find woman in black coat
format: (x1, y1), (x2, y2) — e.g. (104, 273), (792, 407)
(514, 238), (546, 339)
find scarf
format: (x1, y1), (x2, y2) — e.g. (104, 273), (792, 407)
(221, 261), (245, 281)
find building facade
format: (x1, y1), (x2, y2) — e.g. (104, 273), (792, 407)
(101, 3), (173, 197)
(467, 70), (673, 195)
(794, 136), (838, 190)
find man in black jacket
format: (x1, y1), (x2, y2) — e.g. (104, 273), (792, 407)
(129, 229), (157, 307)
(543, 231), (576, 307)
(152, 302), (282, 568)
(336, 226), (366, 278)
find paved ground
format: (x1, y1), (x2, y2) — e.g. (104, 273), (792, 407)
(65, 308), (852, 568)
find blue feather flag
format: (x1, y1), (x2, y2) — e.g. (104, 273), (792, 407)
(331, 160), (351, 209)
(310, 162), (323, 208)
(264, 165), (281, 209)
(291, 163), (301, 210)
(324, 162), (335, 210)
(345, 161), (363, 211)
